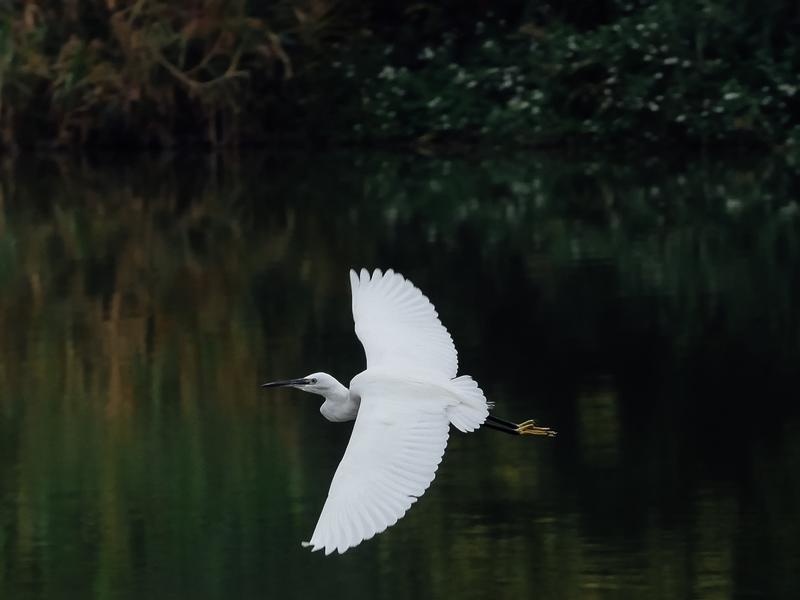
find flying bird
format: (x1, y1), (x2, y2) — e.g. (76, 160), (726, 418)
(262, 268), (555, 555)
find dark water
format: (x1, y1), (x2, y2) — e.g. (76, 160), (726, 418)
(1, 151), (799, 599)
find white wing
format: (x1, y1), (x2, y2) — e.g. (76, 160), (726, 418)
(349, 268), (458, 379)
(303, 382), (451, 554)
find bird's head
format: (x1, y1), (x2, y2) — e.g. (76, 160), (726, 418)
(261, 372), (340, 396)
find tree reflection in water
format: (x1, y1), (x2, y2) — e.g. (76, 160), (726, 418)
(0, 152), (798, 599)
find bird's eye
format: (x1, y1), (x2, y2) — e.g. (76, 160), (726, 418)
(310, 378), (318, 384)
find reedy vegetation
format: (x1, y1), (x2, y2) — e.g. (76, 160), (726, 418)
(0, 0), (329, 146)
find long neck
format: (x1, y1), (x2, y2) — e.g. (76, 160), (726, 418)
(323, 378), (350, 405)
(319, 378), (356, 422)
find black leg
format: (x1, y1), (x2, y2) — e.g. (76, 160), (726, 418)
(485, 414), (557, 437)
(483, 420), (520, 436)
(486, 414), (519, 429)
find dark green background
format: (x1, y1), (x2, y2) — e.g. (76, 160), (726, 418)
(1, 151), (798, 599)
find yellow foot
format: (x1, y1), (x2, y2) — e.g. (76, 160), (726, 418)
(517, 420), (557, 437)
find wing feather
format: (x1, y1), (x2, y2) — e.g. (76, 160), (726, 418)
(350, 268), (458, 379)
(304, 384), (450, 554)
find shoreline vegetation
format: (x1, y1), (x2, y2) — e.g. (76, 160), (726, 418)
(0, 1), (798, 152)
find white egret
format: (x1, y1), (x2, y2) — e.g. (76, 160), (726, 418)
(262, 268), (555, 555)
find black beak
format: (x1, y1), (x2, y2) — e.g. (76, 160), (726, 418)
(261, 378), (312, 388)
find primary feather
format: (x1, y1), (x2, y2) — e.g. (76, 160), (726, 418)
(350, 268), (458, 379)
(303, 379), (451, 555)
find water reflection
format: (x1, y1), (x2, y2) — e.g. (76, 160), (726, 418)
(577, 383), (620, 469)
(0, 151), (798, 599)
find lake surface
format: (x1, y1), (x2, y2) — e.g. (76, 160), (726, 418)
(1, 151), (799, 599)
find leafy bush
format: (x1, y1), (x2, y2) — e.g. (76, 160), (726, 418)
(349, 1), (800, 147)
(0, 1), (798, 148)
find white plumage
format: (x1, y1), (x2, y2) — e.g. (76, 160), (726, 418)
(302, 269), (491, 554)
(303, 382), (452, 554)
(350, 269), (488, 433)
(350, 268), (458, 379)
(266, 268), (494, 555)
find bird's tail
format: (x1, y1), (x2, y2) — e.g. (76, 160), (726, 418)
(447, 375), (491, 433)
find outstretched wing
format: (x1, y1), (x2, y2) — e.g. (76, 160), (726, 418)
(349, 268), (458, 379)
(303, 384), (451, 555)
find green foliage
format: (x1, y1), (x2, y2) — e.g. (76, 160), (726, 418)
(350, 1), (800, 147)
(0, 1), (799, 147)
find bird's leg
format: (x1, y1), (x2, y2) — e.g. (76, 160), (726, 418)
(484, 420), (520, 436)
(486, 415), (557, 437)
